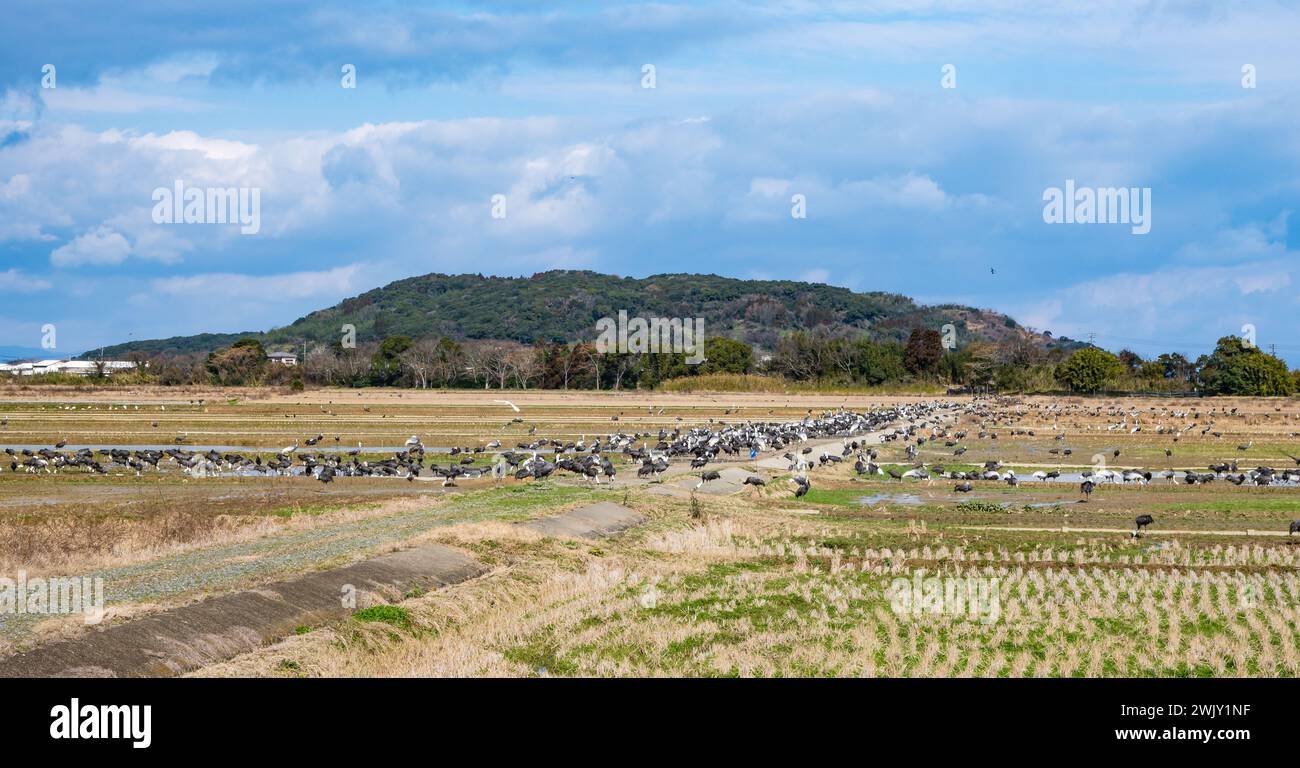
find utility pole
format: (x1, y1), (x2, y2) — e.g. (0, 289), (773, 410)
(1087, 332), (1096, 346)
(1269, 343), (1276, 357)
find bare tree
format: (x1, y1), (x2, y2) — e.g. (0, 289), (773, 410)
(125, 349), (150, 373)
(399, 338), (442, 388)
(579, 342), (603, 390)
(461, 341), (493, 389)
(429, 338), (464, 387)
(995, 331), (1043, 368)
(770, 333), (820, 380)
(510, 345), (542, 389)
(610, 352), (637, 390)
(557, 344), (579, 389)
(462, 341), (516, 390)
(826, 338), (861, 380)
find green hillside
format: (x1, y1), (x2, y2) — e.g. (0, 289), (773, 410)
(85, 270), (1079, 357)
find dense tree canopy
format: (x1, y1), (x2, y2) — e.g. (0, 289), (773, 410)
(87, 271), (1076, 361)
(370, 335), (413, 386)
(904, 328), (943, 375)
(1197, 336), (1295, 396)
(1056, 347), (1124, 392)
(700, 337), (754, 375)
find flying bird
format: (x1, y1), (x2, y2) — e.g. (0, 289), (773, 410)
(493, 400), (521, 413)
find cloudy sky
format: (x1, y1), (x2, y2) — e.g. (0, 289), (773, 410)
(2, 1), (1299, 361)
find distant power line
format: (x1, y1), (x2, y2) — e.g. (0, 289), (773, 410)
(1088, 332), (1300, 354)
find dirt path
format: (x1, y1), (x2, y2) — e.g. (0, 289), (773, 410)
(0, 489), (594, 650)
(520, 501), (644, 538)
(0, 544), (486, 677)
(0, 502), (645, 676)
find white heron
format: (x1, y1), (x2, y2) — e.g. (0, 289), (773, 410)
(493, 399), (521, 413)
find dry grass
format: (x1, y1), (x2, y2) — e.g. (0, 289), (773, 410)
(0, 491), (426, 575)
(190, 486), (1300, 678)
(4, 388), (1299, 677)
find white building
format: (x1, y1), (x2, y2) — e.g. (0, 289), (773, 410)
(267, 351), (298, 366)
(0, 359), (139, 377)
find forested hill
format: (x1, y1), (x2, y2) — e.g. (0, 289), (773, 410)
(87, 270), (1079, 357)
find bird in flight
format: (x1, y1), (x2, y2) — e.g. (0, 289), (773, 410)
(493, 399), (521, 413)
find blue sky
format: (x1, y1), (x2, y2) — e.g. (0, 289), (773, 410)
(2, 1), (1300, 361)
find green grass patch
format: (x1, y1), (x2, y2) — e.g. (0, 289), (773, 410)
(502, 630), (580, 676)
(353, 605), (413, 632)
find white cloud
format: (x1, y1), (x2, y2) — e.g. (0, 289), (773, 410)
(0, 269), (52, 292)
(1004, 256), (1298, 356)
(842, 173), (953, 210)
(1235, 271), (1289, 295)
(42, 84), (208, 114)
(50, 226), (132, 267)
(150, 264), (364, 301)
(128, 130), (257, 161)
(749, 177), (791, 198)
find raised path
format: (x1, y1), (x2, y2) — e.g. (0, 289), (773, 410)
(0, 502), (644, 677)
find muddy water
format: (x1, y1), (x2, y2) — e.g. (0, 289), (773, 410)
(856, 492), (1086, 508)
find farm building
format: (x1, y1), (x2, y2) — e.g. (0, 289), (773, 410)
(0, 359), (139, 376)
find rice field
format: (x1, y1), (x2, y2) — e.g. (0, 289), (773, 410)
(2, 387), (1298, 677)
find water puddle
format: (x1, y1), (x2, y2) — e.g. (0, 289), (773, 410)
(856, 494), (1084, 509)
(858, 493), (924, 506)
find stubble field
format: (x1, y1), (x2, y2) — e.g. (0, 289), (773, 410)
(1, 386), (1297, 677)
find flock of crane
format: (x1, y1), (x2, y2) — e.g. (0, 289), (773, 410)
(0, 403), (917, 492)
(5, 395), (1300, 536)
(820, 397), (1300, 537)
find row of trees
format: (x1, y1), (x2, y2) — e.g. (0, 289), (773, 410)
(127, 329), (1300, 397)
(758, 329), (1298, 396)
(185, 335), (756, 390)
(1056, 337), (1295, 395)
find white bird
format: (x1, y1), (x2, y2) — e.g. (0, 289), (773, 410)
(493, 399), (521, 413)
(280, 442), (297, 455)
(405, 435), (422, 447)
